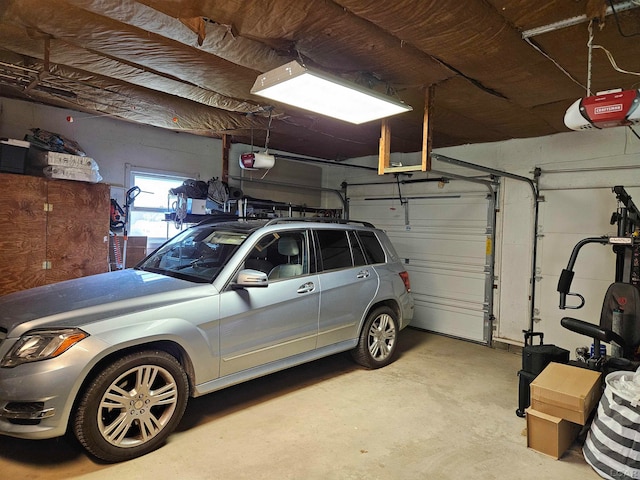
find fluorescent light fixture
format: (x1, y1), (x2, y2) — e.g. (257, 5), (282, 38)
(251, 61), (412, 124)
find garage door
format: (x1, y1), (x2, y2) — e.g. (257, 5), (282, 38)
(349, 187), (495, 343)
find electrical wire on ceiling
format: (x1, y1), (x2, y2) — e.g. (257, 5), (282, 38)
(523, 36), (587, 91)
(586, 19), (640, 96)
(608, 0), (640, 36)
(521, 1), (640, 93)
(585, 19), (640, 142)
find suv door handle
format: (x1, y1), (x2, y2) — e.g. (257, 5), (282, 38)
(297, 282), (315, 294)
(356, 269), (370, 279)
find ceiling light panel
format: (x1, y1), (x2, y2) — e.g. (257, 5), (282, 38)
(251, 61), (412, 124)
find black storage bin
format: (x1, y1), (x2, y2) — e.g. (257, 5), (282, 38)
(0, 139), (28, 174)
(523, 344), (570, 375)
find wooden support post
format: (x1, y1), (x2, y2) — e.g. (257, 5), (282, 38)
(222, 134), (230, 182)
(421, 84), (435, 172)
(378, 119), (391, 175)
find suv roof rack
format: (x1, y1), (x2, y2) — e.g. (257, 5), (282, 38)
(264, 217), (376, 228)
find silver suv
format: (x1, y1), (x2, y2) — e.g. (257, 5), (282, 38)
(0, 218), (413, 462)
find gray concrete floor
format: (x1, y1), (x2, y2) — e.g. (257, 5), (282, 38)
(0, 329), (601, 480)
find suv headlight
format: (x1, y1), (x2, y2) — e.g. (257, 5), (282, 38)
(1, 328), (89, 368)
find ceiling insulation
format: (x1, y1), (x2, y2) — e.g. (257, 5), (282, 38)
(1, 0), (639, 160)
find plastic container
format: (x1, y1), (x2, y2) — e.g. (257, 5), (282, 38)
(590, 343), (606, 358)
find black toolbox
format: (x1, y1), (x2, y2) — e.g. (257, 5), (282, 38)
(516, 330), (570, 417)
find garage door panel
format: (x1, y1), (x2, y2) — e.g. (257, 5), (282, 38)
(393, 235), (486, 265)
(349, 193), (493, 344)
(413, 300), (485, 342)
(410, 267), (486, 305)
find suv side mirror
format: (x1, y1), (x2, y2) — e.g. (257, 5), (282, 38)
(233, 269), (269, 288)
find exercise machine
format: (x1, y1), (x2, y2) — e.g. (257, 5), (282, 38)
(557, 186), (640, 372)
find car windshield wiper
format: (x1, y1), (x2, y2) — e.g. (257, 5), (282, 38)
(174, 257), (218, 270)
(135, 266), (165, 274)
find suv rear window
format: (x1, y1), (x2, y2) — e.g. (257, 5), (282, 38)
(357, 231), (386, 264)
(314, 228), (387, 271)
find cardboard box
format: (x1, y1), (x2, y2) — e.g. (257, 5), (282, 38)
(187, 198), (207, 214)
(526, 407), (581, 459)
(125, 236), (147, 268)
(109, 236), (147, 268)
(530, 362), (602, 425)
(125, 236), (148, 247)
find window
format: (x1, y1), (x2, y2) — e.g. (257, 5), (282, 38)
(246, 231), (309, 280)
(349, 231), (367, 266)
(127, 168), (195, 245)
(357, 231), (386, 264)
(316, 230), (353, 271)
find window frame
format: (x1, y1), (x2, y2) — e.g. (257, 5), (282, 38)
(125, 164), (199, 243)
(313, 228), (355, 272)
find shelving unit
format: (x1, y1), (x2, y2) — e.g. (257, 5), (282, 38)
(0, 172), (110, 295)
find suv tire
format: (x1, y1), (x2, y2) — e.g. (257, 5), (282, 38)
(351, 306), (398, 369)
(73, 350), (189, 462)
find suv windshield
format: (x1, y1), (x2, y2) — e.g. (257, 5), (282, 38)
(137, 225), (250, 282)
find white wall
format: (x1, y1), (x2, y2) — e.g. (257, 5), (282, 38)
(0, 98), (222, 200)
(326, 127), (640, 355)
(0, 98), (323, 209)
(228, 144), (322, 209)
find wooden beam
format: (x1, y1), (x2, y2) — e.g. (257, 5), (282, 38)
(44, 37), (50, 72)
(421, 84), (435, 172)
(383, 165), (424, 173)
(378, 119), (391, 175)
(222, 134), (230, 182)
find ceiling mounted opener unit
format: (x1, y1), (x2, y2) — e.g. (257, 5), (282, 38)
(239, 151), (275, 170)
(564, 89), (640, 130)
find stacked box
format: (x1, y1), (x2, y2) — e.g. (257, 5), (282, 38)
(526, 408), (582, 459)
(530, 363), (602, 425)
(30, 149), (102, 183)
(31, 150), (99, 170)
(526, 362), (602, 459)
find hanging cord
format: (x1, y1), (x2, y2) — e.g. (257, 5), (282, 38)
(608, 0), (640, 37)
(260, 109), (274, 180)
(587, 18), (640, 95)
(587, 20), (595, 96)
(264, 108), (273, 152)
(250, 119), (254, 152)
(395, 174), (406, 205)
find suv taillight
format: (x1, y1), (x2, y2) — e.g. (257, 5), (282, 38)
(399, 271), (411, 292)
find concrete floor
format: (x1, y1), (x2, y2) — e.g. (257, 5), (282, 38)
(0, 329), (602, 480)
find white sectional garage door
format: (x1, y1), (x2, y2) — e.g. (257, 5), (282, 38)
(349, 189), (493, 343)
